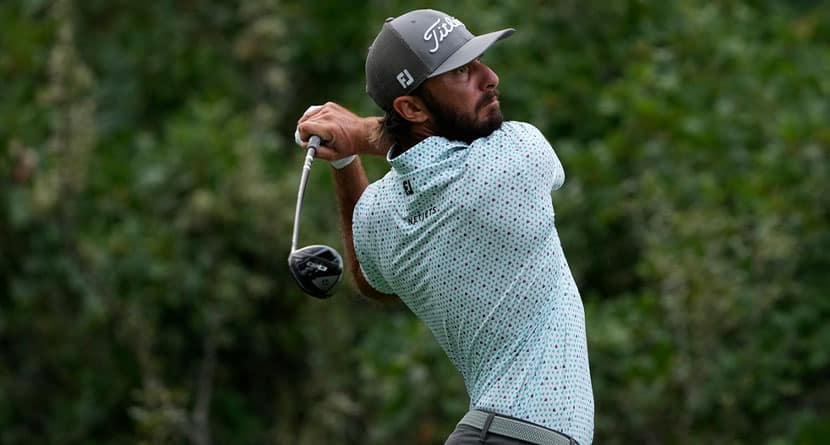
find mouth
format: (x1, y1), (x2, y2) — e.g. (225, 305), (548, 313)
(478, 92), (499, 112)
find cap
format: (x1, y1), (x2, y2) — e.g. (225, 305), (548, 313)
(365, 9), (514, 110)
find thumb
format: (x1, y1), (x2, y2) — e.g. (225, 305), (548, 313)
(294, 105), (323, 146)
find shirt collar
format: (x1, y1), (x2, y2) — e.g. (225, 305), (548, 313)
(387, 136), (468, 175)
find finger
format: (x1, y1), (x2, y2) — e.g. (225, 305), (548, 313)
(297, 122), (333, 147)
(313, 144), (340, 162)
(295, 105), (325, 146)
(297, 104), (323, 125)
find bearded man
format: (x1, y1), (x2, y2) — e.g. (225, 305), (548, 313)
(296, 9), (594, 445)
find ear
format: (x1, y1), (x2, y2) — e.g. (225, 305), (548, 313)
(392, 95), (430, 123)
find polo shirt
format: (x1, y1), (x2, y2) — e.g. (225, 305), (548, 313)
(352, 121), (594, 445)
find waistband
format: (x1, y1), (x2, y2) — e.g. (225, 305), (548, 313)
(457, 410), (578, 445)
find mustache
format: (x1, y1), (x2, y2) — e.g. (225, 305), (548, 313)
(476, 90), (500, 111)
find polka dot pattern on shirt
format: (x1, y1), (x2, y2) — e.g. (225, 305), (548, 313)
(353, 121), (594, 445)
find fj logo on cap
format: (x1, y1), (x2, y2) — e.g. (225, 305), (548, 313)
(424, 16), (464, 53)
(397, 69), (414, 88)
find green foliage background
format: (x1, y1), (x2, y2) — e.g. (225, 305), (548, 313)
(1, 0), (828, 444)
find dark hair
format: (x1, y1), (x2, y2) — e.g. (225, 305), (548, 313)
(378, 108), (414, 147)
(377, 83), (427, 148)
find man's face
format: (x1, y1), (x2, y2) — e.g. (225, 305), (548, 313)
(419, 58), (504, 144)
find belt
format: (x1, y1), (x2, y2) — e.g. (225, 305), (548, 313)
(458, 410), (578, 445)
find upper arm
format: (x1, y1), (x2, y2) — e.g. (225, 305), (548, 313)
(352, 264), (399, 304)
(514, 122), (565, 192)
(349, 186), (400, 304)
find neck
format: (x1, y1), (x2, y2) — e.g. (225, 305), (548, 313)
(395, 123), (436, 154)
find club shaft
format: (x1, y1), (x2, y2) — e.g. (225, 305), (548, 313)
(290, 135), (321, 252)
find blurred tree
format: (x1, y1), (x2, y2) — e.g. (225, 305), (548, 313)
(1, 0), (828, 444)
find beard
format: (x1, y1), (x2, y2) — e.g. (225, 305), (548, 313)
(419, 89), (504, 144)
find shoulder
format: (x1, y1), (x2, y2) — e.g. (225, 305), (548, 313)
(475, 121), (551, 155)
(354, 171), (396, 221)
(500, 121), (546, 139)
(473, 121), (547, 148)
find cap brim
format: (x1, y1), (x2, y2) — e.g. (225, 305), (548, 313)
(429, 28), (515, 78)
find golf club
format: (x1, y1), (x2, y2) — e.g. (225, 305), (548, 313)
(287, 135), (344, 298)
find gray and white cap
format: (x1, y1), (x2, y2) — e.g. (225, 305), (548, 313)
(365, 9), (514, 110)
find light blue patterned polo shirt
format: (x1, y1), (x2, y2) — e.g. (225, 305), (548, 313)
(352, 121), (594, 445)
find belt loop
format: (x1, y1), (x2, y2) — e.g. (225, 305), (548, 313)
(479, 411), (496, 442)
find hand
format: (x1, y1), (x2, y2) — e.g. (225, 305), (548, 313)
(295, 102), (383, 161)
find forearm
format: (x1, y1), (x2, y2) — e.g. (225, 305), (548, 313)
(295, 103), (397, 301)
(331, 158), (398, 303)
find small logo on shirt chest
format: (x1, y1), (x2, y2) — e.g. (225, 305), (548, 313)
(403, 179), (414, 195)
(407, 206), (438, 225)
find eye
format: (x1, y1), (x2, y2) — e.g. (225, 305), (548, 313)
(455, 57), (483, 74)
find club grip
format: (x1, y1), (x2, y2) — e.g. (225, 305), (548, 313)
(307, 135), (322, 153)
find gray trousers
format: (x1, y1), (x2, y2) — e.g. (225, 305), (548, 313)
(444, 424), (536, 445)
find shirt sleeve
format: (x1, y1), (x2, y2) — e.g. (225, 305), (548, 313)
(523, 122), (566, 192)
(351, 187), (395, 294)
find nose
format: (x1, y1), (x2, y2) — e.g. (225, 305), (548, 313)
(476, 60), (499, 91)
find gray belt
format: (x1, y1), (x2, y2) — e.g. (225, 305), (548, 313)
(458, 410), (578, 445)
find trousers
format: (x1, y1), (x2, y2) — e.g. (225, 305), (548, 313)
(444, 411), (579, 445)
(445, 423), (536, 445)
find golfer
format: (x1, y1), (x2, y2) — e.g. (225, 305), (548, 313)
(296, 9), (594, 445)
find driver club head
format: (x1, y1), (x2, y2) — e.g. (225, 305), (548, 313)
(287, 244), (343, 299)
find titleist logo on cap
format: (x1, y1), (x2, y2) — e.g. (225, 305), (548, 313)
(424, 16), (464, 53)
